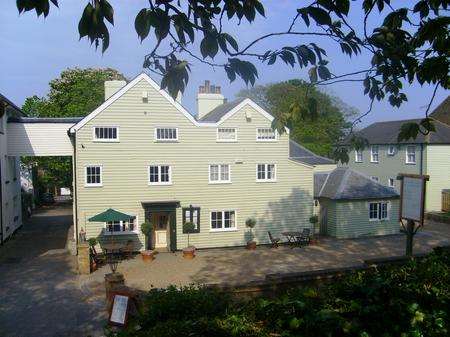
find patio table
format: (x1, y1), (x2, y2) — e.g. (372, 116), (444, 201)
(282, 231), (302, 248)
(102, 242), (126, 255)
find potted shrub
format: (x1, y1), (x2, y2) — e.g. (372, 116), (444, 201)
(140, 222), (155, 262)
(245, 218), (257, 250)
(309, 215), (319, 245)
(182, 221), (196, 259)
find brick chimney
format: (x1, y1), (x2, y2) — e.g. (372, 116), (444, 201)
(196, 80), (225, 119)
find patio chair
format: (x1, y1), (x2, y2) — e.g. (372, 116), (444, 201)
(297, 228), (311, 246)
(268, 231), (281, 248)
(122, 240), (135, 259)
(89, 246), (106, 266)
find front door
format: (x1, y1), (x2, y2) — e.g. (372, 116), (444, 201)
(153, 213), (169, 249)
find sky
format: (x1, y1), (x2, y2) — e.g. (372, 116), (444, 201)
(0, 0), (447, 126)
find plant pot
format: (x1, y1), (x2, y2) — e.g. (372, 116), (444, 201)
(246, 241), (257, 250)
(309, 238), (319, 245)
(183, 246), (195, 259)
(141, 250), (155, 262)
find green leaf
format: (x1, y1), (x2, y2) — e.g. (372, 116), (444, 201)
(100, 0), (114, 25)
(254, 1), (265, 17)
(223, 33), (239, 51)
(398, 122), (420, 142)
(318, 65), (331, 80)
(200, 34), (219, 59)
(309, 66), (318, 82)
(78, 3), (94, 38)
(307, 6), (332, 26)
(135, 9), (151, 41)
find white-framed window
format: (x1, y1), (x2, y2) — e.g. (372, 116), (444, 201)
(93, 126), (119, 142)
(85, 165), (102, 187)
(182, 207), (200, 232)
(370, 176), (379, 182)
(256, 163), (276, 182)
(148, 165), (172, 185)
(388, 178), (395, 188)
(105, 216), (137, 234)
(406, 145), (416, 164)
(209, 164), (230, 183)
(370, 145), (379, 163)
(355, 149), (363, 163)
(210, 210), (236, 231)
(155, 128), (178, 142)
(369, 202), (389, 221)
(256, 128), (277, 141)
(387, 145), (396, 156)
(217, 128), (237, 142)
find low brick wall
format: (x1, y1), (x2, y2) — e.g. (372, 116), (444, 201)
(426, 212), (450, 224)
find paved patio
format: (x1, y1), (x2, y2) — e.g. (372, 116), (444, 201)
(82, 220), (450, 290)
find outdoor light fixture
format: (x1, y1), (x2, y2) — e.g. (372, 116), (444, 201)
(107, 252), (119, 274)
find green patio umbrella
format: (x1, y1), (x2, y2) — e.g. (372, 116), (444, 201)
(88, 208), (132, 222)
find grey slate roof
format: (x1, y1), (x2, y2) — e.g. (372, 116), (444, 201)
(0, 93), (25, 116)
(346, 117), (450, 145)
(314, 167), (399, 200)
(289, 140), (335, 165)
(198, 97), (247, 122)
(8, 117), (83, 124)
(430, 95), (450, 126)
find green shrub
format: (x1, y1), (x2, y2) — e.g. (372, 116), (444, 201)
(309, 215), (318, 224)
(183, 222), (195, 247)
(87, 237), (97, 247)
(111, 248), (450, 337)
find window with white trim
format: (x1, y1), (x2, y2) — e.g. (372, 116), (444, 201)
(93, 127), (118, 141)
(209, 164), (230, 183)
(370, 176), (379, 182)
(217, 128), (237, 142)
(211, 210), (236, 231)
(256, 128), (276, 141)
(406, 145), (416, 164)
(355, 149), (363, 163)
(85, 166), (102, 186)
(182, 207), (200, 233)
(155, 128), (178, 141)
(105, 216), (137, 234)
(148, 165), (171, 185)
(370, 145), (379, 163)
(256, 163), (276, 182)
(369, 202), (388, 220)
(387, 145), (396, 156)
(388, 178), (395, 188)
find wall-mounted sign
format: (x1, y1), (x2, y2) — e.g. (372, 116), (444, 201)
(109, 293), (130, 326)
(398, 173), (429, 225)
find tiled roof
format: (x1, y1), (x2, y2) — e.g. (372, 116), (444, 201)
(345, 117), (450, 145)
(198, 98), (247, 122)
(430, 95), (450, 126)
(289, 140), (335, 165)
(314, 167), (399, 200)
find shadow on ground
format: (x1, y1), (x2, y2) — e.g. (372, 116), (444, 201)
(0, 205), (106, 337)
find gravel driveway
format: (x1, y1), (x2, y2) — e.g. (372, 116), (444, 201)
(0, 205), (106, 337)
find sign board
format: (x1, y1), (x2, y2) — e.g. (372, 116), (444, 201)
(109, 293), (130, 326)
(398, 174), (429, 224)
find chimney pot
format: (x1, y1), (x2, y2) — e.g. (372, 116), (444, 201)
(197, 80), (225, 120)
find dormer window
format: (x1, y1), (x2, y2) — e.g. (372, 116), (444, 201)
(93, 127), (119, 142)
(155, 128), (178, 142)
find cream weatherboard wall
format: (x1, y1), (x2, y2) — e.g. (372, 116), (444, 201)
(320, 198), (400, 238)
(74, 78), (314, 250)
(425, 144), (450, 211)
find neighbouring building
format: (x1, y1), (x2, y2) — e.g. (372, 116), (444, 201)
(0, 94), (24, 244)
(342, 97), (450, 212)
(314, 167), (400, 238)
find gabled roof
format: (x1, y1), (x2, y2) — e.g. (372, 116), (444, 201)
(289, 140), (335, 166)
(199, 98), (246, 122)
(69, 73), (280, 133)
(346, 117), (450, 145)
(0, 93), (25, 117)
(314, 167), (399, 200)
(430, 95), (450, 126)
